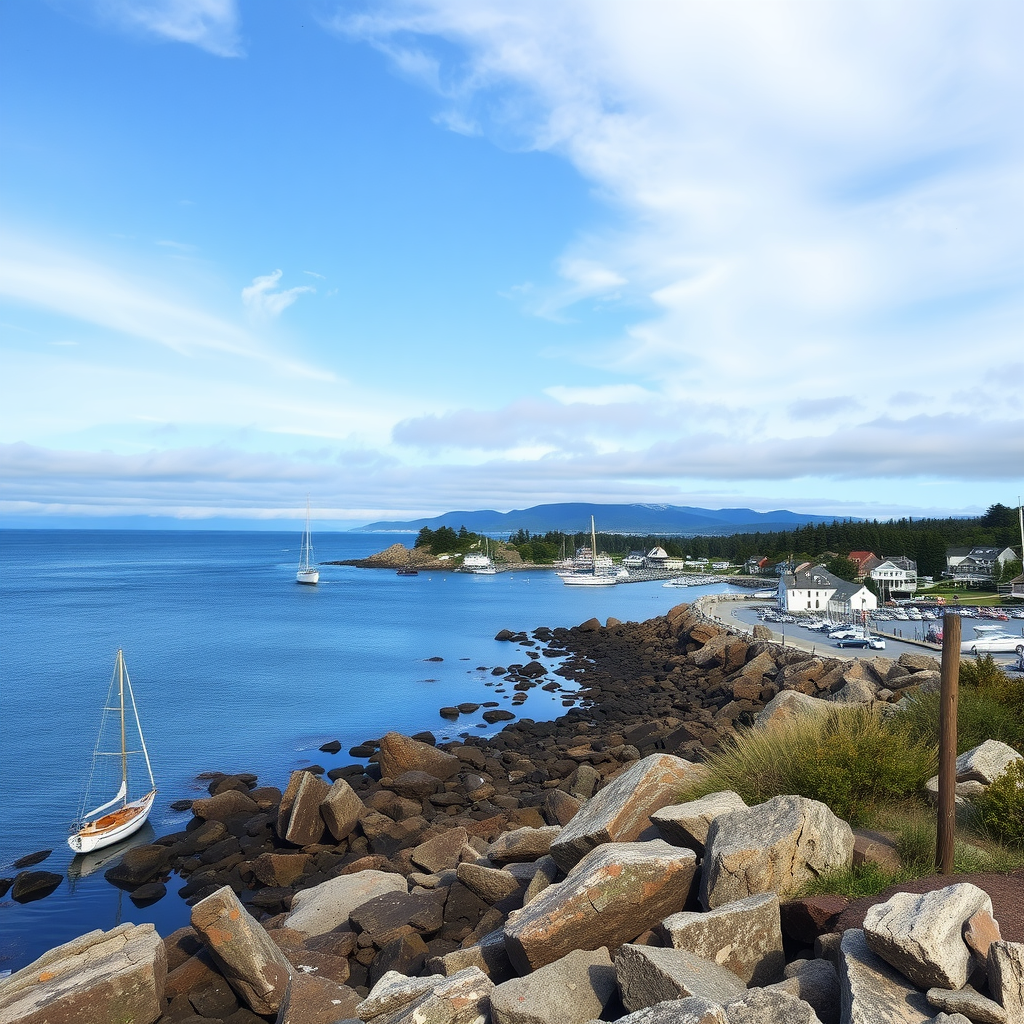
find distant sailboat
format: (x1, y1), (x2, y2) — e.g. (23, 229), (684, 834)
(69, 649), (157, 854)
(296, 496), (319, 585)
(562, 516), (618, 586)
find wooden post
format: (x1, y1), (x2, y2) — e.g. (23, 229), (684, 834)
(936, 611), (961, 874)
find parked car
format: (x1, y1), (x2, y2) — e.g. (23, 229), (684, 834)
(836, 636), (870, 648)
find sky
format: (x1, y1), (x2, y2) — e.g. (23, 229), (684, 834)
(1, 0), (1022, 529)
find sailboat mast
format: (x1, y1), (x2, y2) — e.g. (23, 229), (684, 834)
(118, 649), (127, 804)
(591, 516), (598, 576)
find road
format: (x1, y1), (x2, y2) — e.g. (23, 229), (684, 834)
(706, 599), (1024, 673)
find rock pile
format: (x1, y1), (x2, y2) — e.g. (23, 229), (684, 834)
(3, 601), (1022, 1024)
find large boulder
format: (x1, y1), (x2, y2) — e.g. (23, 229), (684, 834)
(191, 885), (291, 1016)
(862, 883), (993, 990)
(488, 826), (562, 865)
(278, 770), (329, 846)
(321, 778), (365, 842)
(614, 944), (746, 1011)
(490, 947), (618, 1024)
(356, 966), (492, 1024)
(191, 788), (259, 821)
(426, 927), (516, 983)
(651, 792), (748, 855)
(755, 691), (829, 728)
(954, 740), (1023, 786)
(837, 929), (932, 1024)
(659, 892), (784, 986)
(593, 997), (728, 1024)
(724, 987), (824, 1023)
(504, 840), (698, 973)
(284, 870), (408, 937)
(766, 959), (840, 1024)
(550, 753), (708, 872)
(700, 796), (853, 910)
(989, 941), (1024, 1020)
(0, 924), (166, 1024)
(377, 731), (461, 781)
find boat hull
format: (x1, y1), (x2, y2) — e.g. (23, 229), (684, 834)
(68, 790), (157, 854)
(296, 568), (320, 585)
(562, 575), (618, 586)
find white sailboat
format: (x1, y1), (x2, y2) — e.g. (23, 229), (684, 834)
(562, 516), (618, 586)
(296, 496), (319, 585)
(69, 649), (157, 854)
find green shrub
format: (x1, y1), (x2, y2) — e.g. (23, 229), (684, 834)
(976, 759), (1024, 848)
(695, 707), (937, 825)
(897, 657), (1024, 754)
(799, 862), (902, 899)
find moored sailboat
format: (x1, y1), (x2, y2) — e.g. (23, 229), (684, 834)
(296, 496), (320, 585)
(562, 516), (618, 586)
(69, 649), (157, 854)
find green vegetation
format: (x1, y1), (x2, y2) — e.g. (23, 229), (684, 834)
(414, 525), (484, 555)
(977, 760), (1024, 848)
(898, 655), (1024, 754)
(686, 708), (936, 826)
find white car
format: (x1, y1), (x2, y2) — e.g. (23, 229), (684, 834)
(961, 634), (1024, 655)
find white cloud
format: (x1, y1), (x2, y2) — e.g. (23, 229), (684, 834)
(339, 0), (1024, 447)
(96, 0), (243, 57)
(241, 270), (315, 319)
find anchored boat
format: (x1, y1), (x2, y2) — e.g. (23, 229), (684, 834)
(69, 649), (157, 854)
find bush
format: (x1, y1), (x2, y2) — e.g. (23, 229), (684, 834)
(897, 656), (1024, 754)
(694, 707), (937, 826)
(977, 759), (1024, 848)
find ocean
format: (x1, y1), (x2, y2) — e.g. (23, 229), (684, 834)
(0, 529), (739, 970)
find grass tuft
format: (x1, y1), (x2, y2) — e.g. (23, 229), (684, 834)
(687, 706), (937, 826)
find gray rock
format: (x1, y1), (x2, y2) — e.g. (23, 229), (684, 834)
(700, 796), (854, 910)
(615, 943), (746, 1011)
(284, 870), (408, 937)
(930, 1014), (976, 1024)
(491, 947), (617, 1024)
(651, 792), (748, 854)
(356, 970), (443, 1019)
(755, 691), (830, 728)
(954, 740), (1023, 785)
(925, 985), (1006, 1024)
(767, 959), (840, 1024)
(191, 885), (291, 1016)
(523, 855), (560, 905)
(504, 840), (698, 973)
(488, 826), (562, 865)
(587, 997), (728, 1024)
(321, 777), (365, 842)
(456, 862), (520, 904)
(412, 827), (471, 873)
(426, 927), (516, 983)
(988, 942), (1024, 1022)
(363, 966), (492, 1024)
(863, 883), (992, 990)
(725, 987), (824, 1023)
(0, 924), (166, 1024)
(838, 929), (932, 1024)
(279, 769), (330, 846)
(659, 891), (784, 986)
(550, 753), (709, 872)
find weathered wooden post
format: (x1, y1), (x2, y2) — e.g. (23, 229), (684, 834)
(936, 611), (961, 874)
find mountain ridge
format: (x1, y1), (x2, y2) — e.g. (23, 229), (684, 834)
(351, 502), (855, 537)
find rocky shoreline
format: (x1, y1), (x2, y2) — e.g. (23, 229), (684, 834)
(3, 601), (1023, 1024)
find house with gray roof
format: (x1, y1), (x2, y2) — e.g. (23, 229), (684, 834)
(779, 564), (877, 618)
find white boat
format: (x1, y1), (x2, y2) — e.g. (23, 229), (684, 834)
(69, 649), (157, 854)
(562, 516), (618, 586)
(962, 633), (1024, 655)
(296, 496), (319, 585)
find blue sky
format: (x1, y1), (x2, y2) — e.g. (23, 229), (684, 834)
(1, 0), (1021, 528)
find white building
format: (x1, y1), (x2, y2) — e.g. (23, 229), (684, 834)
(779, 565), (878, 618)
(946, 546), (1018, 583)
(870, 557), (918, 599)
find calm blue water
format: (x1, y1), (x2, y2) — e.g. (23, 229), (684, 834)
(0, 529), (737, 970)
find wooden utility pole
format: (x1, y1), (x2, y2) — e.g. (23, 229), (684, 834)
(936, 611), (961, 874)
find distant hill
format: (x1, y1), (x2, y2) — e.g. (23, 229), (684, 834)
(352, 502), (853, 537)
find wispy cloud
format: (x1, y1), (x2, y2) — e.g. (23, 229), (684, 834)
(96, 0), (243, 57)
(241, 270), (315, 319)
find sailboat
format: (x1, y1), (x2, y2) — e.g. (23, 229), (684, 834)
(562, 516), (618, 586)
(296, 496), (319, 585)
(69, 649), (157, 854)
